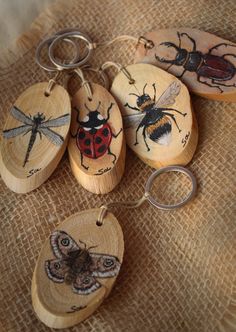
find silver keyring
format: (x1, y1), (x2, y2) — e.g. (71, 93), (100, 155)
(48, 31), (94, 69)
(145, 166), (197, 210)
(35, 29), (81, 72)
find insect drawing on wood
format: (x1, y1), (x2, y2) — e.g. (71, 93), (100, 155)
(155, 31), (236, 92)
(123, 81), (186, 151)
(45, 230), (121, 295)
(3, 106), (70, 167)
(71, 102), (122, 170)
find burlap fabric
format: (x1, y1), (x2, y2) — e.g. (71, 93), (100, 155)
(0, 0), (235, 331)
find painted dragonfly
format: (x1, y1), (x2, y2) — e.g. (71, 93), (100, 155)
(3, 106), (70, 167)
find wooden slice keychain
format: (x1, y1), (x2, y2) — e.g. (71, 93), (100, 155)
(102, 61), (198, 168)
(32, 165), (197, 328)
(134, 28), (236, 102)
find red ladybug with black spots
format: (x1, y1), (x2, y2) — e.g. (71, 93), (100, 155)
(72, 102), (122, 170)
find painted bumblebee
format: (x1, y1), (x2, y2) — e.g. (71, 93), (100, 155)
(123, 81), (187, 151)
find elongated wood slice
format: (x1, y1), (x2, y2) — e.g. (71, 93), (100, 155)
(111, 63), (198, 168)
(134, 28), (236, 102)
(0, 82), (71, 193)
(68, 83), (125, 194)
(32, 208), (124, 329)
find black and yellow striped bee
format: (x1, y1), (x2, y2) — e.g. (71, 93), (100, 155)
(123, 81), (187, 151)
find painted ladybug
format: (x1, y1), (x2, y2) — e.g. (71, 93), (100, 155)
(73, 102), (122, 170)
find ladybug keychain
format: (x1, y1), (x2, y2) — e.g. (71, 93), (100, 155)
(67, 67), (125, 194)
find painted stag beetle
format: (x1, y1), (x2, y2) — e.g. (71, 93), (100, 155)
(155, 32), (236, 93)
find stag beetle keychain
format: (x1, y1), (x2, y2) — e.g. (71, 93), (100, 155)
(100, 61), (198, 169)
(134, 28), (236, 102)
(32, 165), (197, 329)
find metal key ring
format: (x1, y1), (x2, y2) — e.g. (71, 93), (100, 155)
(36, 29), (81, 72)
(48, 31), (94, 69)
(145, 166), (197, 210)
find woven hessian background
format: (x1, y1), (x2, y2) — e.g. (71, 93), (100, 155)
(0, 0), (235, 331)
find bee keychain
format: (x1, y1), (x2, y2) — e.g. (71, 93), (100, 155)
(101, 61), (198, 168)
(32, 165), (197, 329)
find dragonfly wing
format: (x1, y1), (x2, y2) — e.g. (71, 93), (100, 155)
(40, 113), (70, 128)
(123, 113), (145, 129)
(3, 124), (32, 138)
(39, 127), (64, 146)
(10, 106), (34, 125)
(155, 81), (181, 108)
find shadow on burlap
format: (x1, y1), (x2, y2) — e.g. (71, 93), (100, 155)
(0, 0), (235, 331)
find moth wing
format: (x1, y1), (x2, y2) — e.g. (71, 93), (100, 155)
(45, 258), (68, 283)
(155, 81), (181, 108)
(50, 230), (81, 259)
(40, 113), (70, 128)
(90, 253), (121, 278)
(3, 124), (32, 138)
(72, 272), (101, 295)
(39, 127), (64, 146)
(123, 113), (145, 129)
(10, 106), (34, 125)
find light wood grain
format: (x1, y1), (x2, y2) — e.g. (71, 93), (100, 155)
(111, 63), (198, 168)
(0, 82), (71, 193)
(32, 208), (124, 329)
(135, 28), (236, 102)
(68, 83), (125, 194)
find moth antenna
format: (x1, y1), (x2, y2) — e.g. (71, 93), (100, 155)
(88, 245), (98, 251)
(78, 239), (87, 249)
(129, 93), (140, 97)
(143, 83), (147, 94)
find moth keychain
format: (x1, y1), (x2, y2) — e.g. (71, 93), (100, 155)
(134, 28), (236, 102)
(32, 165), (197, 328)
(101, 61), (198, 169)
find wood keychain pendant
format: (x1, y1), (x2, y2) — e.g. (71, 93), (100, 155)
(32, 208), (124, 329)
(107, 62), (198, 168)
(32, 165), (197, 328)
(134, 28), (236, 102)
(0, 81), (71, 193)
(68, 68), (125, 194)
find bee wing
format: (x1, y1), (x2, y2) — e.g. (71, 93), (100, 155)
(72, 271), (101, 295)
(123, 113), (145, 129)
(45, 258), (68, 283)
(155, 81), (181, 108)
(39, 127), (64, 146)
(10, 106), (34, 125)
(50, 230), (81, 259)
(3, 124), (32, 138)
(40, 113), (70, 128)
(89, 253), (121, 278)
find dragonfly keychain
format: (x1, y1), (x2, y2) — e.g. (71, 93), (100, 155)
(0, 30), (92, 193)
(32, 165), (197, 329)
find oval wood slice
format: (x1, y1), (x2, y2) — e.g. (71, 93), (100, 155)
(111, 63), (198, 168)
(68, 83), (125, 194)
(134, 28), (236, 102)
(0, 82), (71, 193)
(32, 208), (124, 329)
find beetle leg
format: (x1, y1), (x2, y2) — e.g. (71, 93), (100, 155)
(124, 102), (140, 111)
(107, 147), (117, 164)
(80, 152), (89, 170)
(164, 113), (182, 133)
(176, 69), (187, 79)
(212, 79), (236, 88)
(105, 103), (114, 121)
(180, 32), (196, 51)
(142, 127), (150, 151)
(152, 83), (157, 102)
(162, 108), (187, 117)
(208, 43), (236, 54)
(197, 76), (223, 93)
(112, 128), (122, 138)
